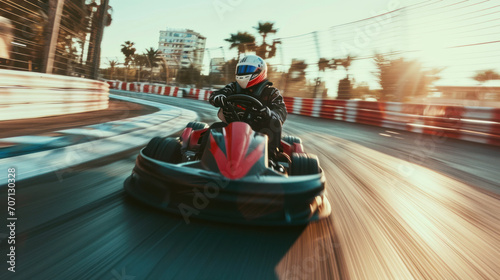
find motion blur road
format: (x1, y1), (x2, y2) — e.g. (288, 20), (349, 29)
(2, 91), (499, 280)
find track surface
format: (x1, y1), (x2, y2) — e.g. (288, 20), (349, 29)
(1, 90), (499, 280)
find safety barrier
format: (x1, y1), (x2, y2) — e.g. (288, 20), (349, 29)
(107, 81), (500, 146)
(105, 81), (185, 98)
(105, 80), (217, 101)
(0, 69), (109, 121)
(284, 96), (500, 146)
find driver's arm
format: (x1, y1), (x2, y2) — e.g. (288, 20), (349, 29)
(267, 88), (287, 124)
(209, 82), (237, 106)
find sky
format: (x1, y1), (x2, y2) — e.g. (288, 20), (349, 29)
(101, 0), (500, 94)
(101, 0), (397, 59)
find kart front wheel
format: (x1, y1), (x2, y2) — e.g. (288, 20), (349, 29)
(155, 137), (182, 163)
(290, 153), (320, 175)
(143, 137), (163, 157)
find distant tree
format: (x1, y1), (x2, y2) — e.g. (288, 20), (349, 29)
(337, 78), (352, 100)
(287, 59), (308, 82)
(317, 58), (331, 72)
(255, 40), (281, 60)
(224, 32), (256, 59)
(120, 41), (136, 82)
(144, 47), (161, 83)
(337, 55), (356, 99)
(177, 65), (201, 86)
(253, 22), (279, 59)
(338, 55), (355, 74)
(351, 82), (371, 99)
(107, 59), (118, 80)
(473, 69), (500, 83)
(221, 58), (238, 83)
(133, 54), (148, 82)
(317, 56), (355, 73)
(283, 59), (309, 96)
(253, 22), (278, 44)
(316, 56), (355, 99)
(374, 54), (441, 102)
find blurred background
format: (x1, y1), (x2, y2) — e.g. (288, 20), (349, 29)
(1, 1), (500, 279)
(1, 0), (499, 105)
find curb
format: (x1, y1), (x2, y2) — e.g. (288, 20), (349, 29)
(0, 94), (197, 182)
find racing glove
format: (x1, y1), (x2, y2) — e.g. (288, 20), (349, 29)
(211, 94), (227, 108)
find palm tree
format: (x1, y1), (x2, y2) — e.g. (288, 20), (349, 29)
(473, 69), (500, 83)
(133, 54), (148, 82)
(317, 58), (332, 72)
(145, 47), (161, 83)
(120, 41), (136, 82)
(107, 59), (118, 80)
(288, 59), (308, 82)
(253, 22), (278, 45)
(339, 55), (355, 74)
(84, 0), (113, 78)
(224, 32), (256, 60)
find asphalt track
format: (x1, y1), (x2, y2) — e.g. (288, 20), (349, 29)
(1, 90), (499, 280)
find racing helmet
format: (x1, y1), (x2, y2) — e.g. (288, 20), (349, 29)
(235, 55), (267, 89)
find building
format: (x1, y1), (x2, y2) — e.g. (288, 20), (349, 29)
(209, 58), (225, 73)
(158, 28), (206, 71)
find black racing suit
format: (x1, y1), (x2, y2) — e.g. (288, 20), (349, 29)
(208, 80), (287, 154)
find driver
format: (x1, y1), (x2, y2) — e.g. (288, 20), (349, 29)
(208, 55), (287, 158)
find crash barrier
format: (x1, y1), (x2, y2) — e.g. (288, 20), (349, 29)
(105, 81), (185, 98)
(0, 69), (109, 121)
(106, 81), (500, 146)
(105, 80), (217, 101)
(284, 97), (500, 146)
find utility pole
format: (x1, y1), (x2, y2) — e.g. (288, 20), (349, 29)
(312, 31), (323, 98)
(277, 41), (287, 95)
(90, 0), (109, 79)
(206, 48), (212, 89)
(220, 46), (229, 84)
(41, 0), (65, 74)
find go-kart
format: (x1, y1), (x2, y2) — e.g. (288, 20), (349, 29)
(124, 95), (331, 225)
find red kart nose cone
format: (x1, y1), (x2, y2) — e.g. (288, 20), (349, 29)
(209, 122), (266, 179)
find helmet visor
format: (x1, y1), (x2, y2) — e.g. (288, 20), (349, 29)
(236, 65), (259, 75)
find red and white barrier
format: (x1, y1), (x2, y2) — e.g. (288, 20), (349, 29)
(106, 80), (500, 147)
(1, 69), (109, 121)
(105, 81), (184, 98)
(283, 97), (500, 146)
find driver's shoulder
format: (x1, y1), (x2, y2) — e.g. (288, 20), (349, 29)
(263, 83), (280, 96)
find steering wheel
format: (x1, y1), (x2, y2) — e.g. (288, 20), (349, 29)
(224, 94), (265, 122)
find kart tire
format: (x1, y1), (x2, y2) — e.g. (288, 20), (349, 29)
(291, 153), (320, 175)
(186, 121), (209, 130)
(154, 137), (182, 163)
(143, 136), (163, 157)
(282, 135), (302, 145)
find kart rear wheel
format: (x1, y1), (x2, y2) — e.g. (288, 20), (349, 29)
(186, 121), (209, 130)
(282, 135), (302, 145)
(290, 153), (320, 175)
(143, 137), (163, 157)
(154, 137), (182, 163)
